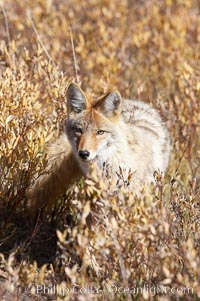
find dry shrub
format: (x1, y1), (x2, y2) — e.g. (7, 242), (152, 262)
(0, 0), (199, 300)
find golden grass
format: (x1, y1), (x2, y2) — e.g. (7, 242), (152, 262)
(0, 0), (199, 300)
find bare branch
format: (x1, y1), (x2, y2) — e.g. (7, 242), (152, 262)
(1, 5), (11, 46)
(69, 26), (79, 83)
(27, 10), (54, 63)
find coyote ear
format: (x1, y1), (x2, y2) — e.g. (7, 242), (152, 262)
(95, 91), (122, 117)
(67, 83), (87, 114)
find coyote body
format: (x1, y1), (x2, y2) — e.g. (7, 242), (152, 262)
(28, 83), (170, 211)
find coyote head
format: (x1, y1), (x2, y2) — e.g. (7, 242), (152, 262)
(66, 82), (122, 166)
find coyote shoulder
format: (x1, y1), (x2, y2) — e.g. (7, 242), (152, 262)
(28, 83), (170, 211)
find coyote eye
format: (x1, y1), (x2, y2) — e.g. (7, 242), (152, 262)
(97, 130), (105, 135)
(74, 127), (83, 134)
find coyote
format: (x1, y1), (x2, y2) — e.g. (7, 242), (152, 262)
(28, 83), (170, 211)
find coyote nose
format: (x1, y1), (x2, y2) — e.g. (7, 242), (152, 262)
(78, 150), (90, 160)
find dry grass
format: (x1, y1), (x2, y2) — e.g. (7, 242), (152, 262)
(0, 0), (199, 300)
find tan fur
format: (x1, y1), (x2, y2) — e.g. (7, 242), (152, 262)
(28, 83), (170, 214)
(27, 134), (82, 215)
